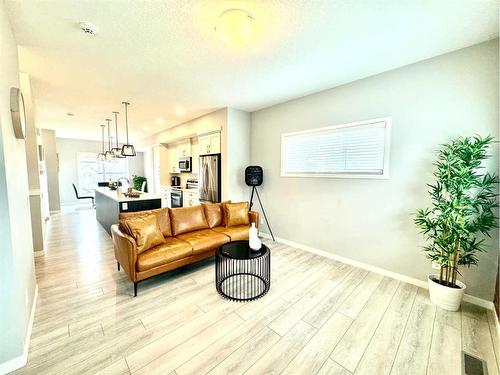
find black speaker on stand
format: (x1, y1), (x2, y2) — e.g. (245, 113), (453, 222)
(245, 166), (275, 241)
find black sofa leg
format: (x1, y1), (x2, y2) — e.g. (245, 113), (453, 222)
(117, 262), (120, 271)
(134, 282), (138, 297)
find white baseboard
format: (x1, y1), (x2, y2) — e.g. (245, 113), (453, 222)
(261, 233), (495, 310)
(492, 308), (500, 344)
(462, 294), (495, 310)
(0, 284), (38, 375)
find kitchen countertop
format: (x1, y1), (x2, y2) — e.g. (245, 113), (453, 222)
(95, 187), (163, 203)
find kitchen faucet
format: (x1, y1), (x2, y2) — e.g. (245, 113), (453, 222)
(117, 177), (130, 189)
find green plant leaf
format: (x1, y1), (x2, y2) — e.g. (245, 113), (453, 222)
(414, 135), (499, 280)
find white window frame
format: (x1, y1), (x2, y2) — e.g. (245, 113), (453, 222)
(280, 117), (392, 179)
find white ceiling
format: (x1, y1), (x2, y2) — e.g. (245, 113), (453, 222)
(5, 0), (498, 141)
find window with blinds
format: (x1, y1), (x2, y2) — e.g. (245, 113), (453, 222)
(281, 117), (391, 178)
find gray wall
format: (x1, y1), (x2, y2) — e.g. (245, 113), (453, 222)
(250, 40), (499, 300)
(56, 137), (144, 204)
(227, 108), (251, 202)
(20, 73), (46, 252)
(0, 0), (36, 366)
(20, 74), (39, 192)
(41, 129), (60, 212)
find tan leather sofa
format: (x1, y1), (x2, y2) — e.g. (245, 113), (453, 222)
(111, 203), (259, 296)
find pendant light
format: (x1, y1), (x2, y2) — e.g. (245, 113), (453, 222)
(121, 101), (136, 157)
(104, 118), (114, 160)
(111, 111), (124, 158)
(97, 124), (106, 160)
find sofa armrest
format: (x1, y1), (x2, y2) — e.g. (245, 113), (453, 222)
(249, 211), (260, 229)
(111, 224), (138, 281)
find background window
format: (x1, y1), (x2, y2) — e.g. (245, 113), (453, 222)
(77, 153), (128, 194)
(281, 117), (391, 178)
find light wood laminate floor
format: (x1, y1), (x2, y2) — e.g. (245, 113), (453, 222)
(13, 206), (500, 375)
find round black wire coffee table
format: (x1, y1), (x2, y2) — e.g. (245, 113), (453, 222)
(215, 240), (271, 301)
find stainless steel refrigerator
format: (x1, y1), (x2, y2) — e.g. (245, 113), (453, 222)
(199, 154), (221, 203)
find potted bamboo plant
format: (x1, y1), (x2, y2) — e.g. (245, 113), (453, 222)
(414, 135), (498, 311)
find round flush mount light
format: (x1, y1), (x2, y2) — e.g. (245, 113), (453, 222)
(79, 22), (98, 36)
(214, 9), (255, 45)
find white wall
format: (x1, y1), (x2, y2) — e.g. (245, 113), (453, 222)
(128, 151), (145, 181)
(20, 73), (46, 252)
(41, 129), (60, 212)
(20, 74), (39, 192)
(0, 1), (36, 370)
(138, 108), (252, 201)
(56, 137), (144, 204)
(138, 108), (229, 196)
(138, 108), (227, 147)
(250, 40), (499, 300)
(226, 108), (251, 202)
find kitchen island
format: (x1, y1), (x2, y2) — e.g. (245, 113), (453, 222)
(95, 188), (163, 235)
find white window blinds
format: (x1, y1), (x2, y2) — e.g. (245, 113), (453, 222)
(281, 117), (391, 178)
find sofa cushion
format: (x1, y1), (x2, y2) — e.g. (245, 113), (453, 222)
(202, 201), (230, 228)
(136, 237), (193, 272)
(169, 206), (209, 236)
(176, 229), (230, 254)
(212, 225), (250, 241)
(120, 214), (166, 254)
(224, 202), (250, 227)
(119, 208), (172, 237)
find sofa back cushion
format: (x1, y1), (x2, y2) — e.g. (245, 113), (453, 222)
(224, 202), (250, 227)
(120, 214), (166, 254)
(119, 208), (172, 237)
(202, 201), (231, 228)
(169, 205), (209, 236)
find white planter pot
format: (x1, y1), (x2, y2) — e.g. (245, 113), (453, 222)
(427, 274), (466, 311)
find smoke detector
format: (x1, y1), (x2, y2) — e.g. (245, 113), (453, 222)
(79, 22), (98, 35)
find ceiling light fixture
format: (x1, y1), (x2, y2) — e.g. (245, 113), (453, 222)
(214, 9), (255, 45)
(97, 124), (106, 161)
(121, 102), (136, 157)
(111, 111), (125, 158)
(104, 118), (114, 160)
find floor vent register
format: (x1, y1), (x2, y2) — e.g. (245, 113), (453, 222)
(462, 351), (488, 375)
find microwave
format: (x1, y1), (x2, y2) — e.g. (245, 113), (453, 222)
(178, 157), (192, 172)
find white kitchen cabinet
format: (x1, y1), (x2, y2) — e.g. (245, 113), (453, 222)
(176, 141), (191, 158)
(183, 190), (199, 207)
(167, 147), (179, 174)
(198, 132), (220, 155)
(198, 136), (210, 155)
(209, 133), (221, 154)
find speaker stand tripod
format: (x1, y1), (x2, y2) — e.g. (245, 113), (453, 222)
(249, 186), (275, 241)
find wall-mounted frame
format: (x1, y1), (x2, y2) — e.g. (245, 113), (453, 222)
(10, 87), (27, 139)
